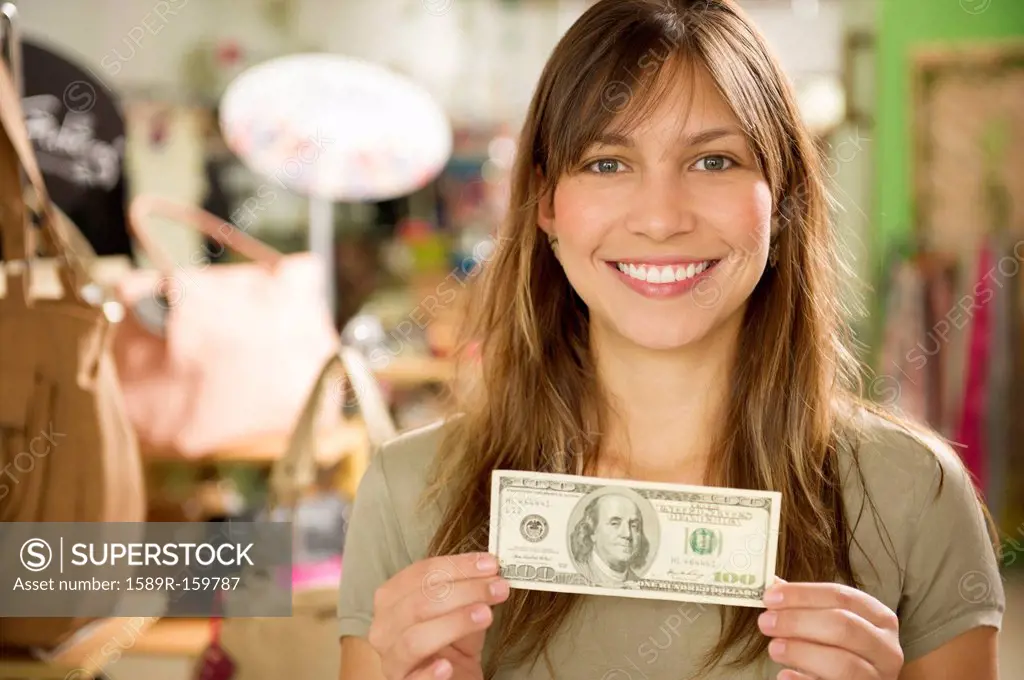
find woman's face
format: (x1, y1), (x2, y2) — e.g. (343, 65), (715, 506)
(538, 65), (773, 351)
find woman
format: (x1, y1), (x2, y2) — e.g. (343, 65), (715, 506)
(338, 1), (1005, 678)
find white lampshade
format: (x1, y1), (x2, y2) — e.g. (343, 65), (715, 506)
(219, 53), (454, 202)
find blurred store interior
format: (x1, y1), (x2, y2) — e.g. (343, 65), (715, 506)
(0, 0), (1021, 678)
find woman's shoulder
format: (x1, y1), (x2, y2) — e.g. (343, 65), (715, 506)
(337, 419), (453, 639)
(374, 417), (450, 490)
(838, 406), (972, 515)
(836, 405), (988, 551)
(835, 405), (1004, 661)
(353, 418), (452, 561)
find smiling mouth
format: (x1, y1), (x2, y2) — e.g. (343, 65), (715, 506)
(608, 259), (721, 284)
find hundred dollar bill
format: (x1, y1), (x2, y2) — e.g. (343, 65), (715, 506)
(488, 470), (781, 608)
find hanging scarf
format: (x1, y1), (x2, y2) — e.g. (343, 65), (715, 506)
(877, 260), (929, 423)
(954, 242), (995, 495)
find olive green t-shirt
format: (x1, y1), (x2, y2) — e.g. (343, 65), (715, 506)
(337, 411), (1005, 679)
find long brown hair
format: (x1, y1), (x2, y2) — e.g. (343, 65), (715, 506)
(422, 0), (957, 676)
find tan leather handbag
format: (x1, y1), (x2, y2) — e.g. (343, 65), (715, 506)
(112, 196), (341, 457)
(201, 347), (396, 680)
(269, 346), (397, 505)
(0, 53), (146, 650)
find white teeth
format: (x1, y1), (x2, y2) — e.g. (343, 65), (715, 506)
(615, 260), (714, 284)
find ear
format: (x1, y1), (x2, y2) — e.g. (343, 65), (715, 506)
(535, 165), (555, 235)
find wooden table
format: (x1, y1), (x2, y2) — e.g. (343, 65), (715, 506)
(124, 618), (211, 658)
(0, 658), (82, 680)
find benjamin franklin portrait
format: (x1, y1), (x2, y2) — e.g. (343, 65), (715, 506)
(568, 490), (656, 589)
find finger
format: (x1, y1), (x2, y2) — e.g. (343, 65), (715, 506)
(376, 553), (499, 610)
(763, 582), (898, 630)
(777, 671), (815, 680)
(450, 629), (487, 660)
(406, 658), (453, 680)
(376, 576), (509, 648)
(758, 607), (884, 662)
(768, 638), (878, 680)
(384, 603), (495, 679)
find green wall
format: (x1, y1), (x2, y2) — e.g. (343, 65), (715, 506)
(875, 0), (1024, 265)
(870, 0), (1024, 360)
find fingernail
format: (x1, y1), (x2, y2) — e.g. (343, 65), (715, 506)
(763, 588), (783, 605)
(476, 554), (497, 572)
(758, 612), (777, 631)
(470, 604), (491, 624)
(490, 579), (510, 599)
(433, 659), (452, 679)
(769, 639), (786, 657)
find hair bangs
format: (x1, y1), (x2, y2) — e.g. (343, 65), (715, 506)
(536, 10), (697, 185)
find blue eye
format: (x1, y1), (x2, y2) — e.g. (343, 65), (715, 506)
(587, 158), (622, 174)
(694, 155), (734, 172)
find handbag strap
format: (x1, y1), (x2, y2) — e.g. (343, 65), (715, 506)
(269, 347), (397, 511)
(0, 41), (93, 305)
(0, 1), (24, 265)
(129, 195), (285, 274)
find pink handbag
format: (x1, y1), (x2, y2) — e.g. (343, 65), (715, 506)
(113, 196), (340, 456)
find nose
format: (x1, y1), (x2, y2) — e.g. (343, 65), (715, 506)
(624, 171), (696, 241)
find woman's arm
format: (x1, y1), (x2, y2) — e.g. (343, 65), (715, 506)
(899, 627), (999, 680)
(340, 636), (387, 680)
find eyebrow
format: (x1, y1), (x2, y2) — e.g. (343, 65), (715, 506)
(593, 126), (745, 149)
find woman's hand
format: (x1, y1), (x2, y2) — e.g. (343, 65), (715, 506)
(367, 552), (511, 680)
(758, 579), (904, 680)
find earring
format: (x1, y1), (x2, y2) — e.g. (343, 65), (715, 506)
(768, 241), (779, 268)
(548, 233), (558, 249)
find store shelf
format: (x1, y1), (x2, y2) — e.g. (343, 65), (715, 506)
(374, 355), (453, 386)
(141, 421), (368, 465)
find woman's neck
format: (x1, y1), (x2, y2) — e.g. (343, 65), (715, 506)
(590, 315), (742, 485)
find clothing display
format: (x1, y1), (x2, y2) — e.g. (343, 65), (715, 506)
(1009, 272), (1024, 534)
(877, 260), (929, 423)
(927, 262), (957, 437)
(877, 241), (1024, 532)
(955, 243), (995, 494)
(986, 232), (1014, 526)
(876, 255), (958, 429)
